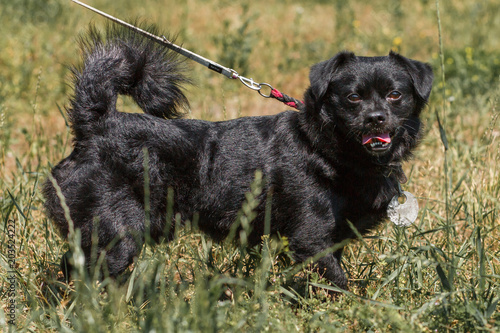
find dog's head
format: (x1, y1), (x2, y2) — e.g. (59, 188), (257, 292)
(304, 51), (433, 164)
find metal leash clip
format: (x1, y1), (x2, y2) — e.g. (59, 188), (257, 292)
(236, 73), (274, 98)
(237, 75), (261, 91)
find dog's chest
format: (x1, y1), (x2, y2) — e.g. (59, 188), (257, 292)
(333, 174), (398, 232)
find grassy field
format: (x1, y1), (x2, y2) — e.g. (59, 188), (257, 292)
(1, 0), (500, 331)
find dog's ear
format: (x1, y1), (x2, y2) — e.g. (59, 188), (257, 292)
(308, 51), (356, 103)
(389, 51), (434, 102)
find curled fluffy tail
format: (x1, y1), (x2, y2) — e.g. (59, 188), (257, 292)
(69, 24), (190, 137)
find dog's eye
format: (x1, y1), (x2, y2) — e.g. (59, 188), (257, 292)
(347, 93), (361, 102)
(387, 91), (402, 100)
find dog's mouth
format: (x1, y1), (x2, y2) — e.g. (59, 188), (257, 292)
(362, 133), (392, 153)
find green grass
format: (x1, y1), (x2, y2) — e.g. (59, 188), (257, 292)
(1, 0), (500, 331)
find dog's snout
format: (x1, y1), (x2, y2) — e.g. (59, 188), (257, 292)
(365, 111), (387, 126)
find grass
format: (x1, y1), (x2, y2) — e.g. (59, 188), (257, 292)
(1, 0), (499, 331)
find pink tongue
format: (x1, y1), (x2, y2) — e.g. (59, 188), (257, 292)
(362, 133), (391, 145)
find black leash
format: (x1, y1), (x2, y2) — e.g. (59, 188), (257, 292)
(72, 0), (305, 111)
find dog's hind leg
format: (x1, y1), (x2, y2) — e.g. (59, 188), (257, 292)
(101, 234), (143, 277)
(58, 190), (147, 280)
(60, 233), (143, 281)
(92, 198), (147, 278)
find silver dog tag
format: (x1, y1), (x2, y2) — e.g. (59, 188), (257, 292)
(387, 191), (419, 227)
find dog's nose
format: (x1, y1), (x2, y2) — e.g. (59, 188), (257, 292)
(365, 111), (386, 126)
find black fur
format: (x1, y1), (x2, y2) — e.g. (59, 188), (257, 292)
(44, 26), (433, 289)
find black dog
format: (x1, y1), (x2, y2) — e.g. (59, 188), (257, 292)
(43, 26), (433, 289)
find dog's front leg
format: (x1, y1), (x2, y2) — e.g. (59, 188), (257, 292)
(315, 248), (347, 290)
(290, 238), (348, 290)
